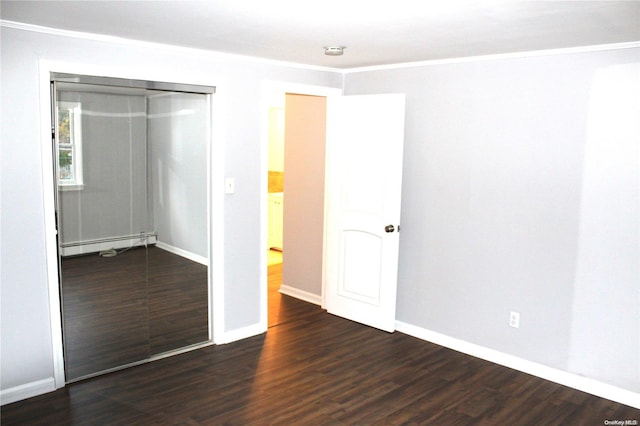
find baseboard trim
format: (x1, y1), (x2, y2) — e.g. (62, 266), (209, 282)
(155, 241), (208, 266)
(216, 323), (266, 345)
(1, 377), (56, 406)
(395, 321), (640, 409)
(61, 235), (156, 257)
(279, 285), (322, 306)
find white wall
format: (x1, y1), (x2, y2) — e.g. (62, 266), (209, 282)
(148, 92), (208, 260)
(568, 62), (640, 391)
(344, 48), (640, 393)
(0, 25), (341, 398)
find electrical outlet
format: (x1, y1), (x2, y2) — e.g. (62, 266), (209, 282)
(509, 311), (520, 328)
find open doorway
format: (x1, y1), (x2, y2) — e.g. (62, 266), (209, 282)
(260, 83), (342, 330)
(267, 101), (285, 327)
(267, 94), (327, 327)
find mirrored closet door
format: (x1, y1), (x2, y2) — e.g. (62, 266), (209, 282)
(52, 75), (213, 381)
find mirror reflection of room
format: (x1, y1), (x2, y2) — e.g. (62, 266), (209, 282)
(55, 80), (210, 381)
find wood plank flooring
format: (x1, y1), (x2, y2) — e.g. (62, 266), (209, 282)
(3, 259), (638, 424)
(268, 250), (313, 328)
(61, 246), (208, 380)
(268, 262), (313, 328)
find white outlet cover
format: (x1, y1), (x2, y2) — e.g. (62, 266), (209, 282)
(509, 311), (520, 328)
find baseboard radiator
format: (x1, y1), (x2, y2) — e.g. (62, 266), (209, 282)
(60, 232), (157, 257)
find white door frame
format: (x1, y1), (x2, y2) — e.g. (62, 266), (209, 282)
(39, 59), (226, 388)
(259, 81), (342, 329)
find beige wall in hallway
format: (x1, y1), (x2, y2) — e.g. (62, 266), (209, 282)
(282, 94), (327, 296)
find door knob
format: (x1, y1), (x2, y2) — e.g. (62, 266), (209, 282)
(385, 224), (395, 233)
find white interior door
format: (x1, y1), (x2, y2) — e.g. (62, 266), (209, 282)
(324, 93), (405, 332)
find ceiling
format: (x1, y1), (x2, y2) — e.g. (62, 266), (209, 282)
(1, 1), (639, 69)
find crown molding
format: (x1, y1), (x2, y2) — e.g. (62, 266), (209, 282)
(344, 41), (640, 73)
(0, 20), (343, 74)
(3, 19), (639, 74)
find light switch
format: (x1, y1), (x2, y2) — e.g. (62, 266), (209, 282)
(225, 177), (235, 194)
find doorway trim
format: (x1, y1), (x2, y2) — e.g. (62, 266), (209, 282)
(259, 81), (342, 330)
(39, 59), (226, 389)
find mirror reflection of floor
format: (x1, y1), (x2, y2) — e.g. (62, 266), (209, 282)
(61, 246), (208, 380)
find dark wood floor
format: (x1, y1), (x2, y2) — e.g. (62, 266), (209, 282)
(61, 246), (208, 380)
(268, 262), (311, 328)
(3, 261), (638, 424)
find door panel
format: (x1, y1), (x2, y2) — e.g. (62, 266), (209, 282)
(325, 94), (406, 332)
(340, 230), (383, 304)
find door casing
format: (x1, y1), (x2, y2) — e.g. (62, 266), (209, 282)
(259, 82), (342, 330)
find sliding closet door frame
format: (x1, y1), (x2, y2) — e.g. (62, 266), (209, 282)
(39, 60), (226, 389)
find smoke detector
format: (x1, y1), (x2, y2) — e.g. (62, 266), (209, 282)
(324, 46), (345, 56)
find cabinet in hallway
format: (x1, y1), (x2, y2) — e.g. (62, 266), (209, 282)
(268, 193), (284, 251)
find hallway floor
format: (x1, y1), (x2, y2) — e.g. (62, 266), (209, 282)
(268, 249), (309, 328)
(267, 248), (282, 266)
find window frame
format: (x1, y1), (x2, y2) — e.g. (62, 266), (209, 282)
(56, 101), (84, 191)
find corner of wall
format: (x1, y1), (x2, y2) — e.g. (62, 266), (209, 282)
(215, 323), (266, 345)
(279, 284), (322, 305)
